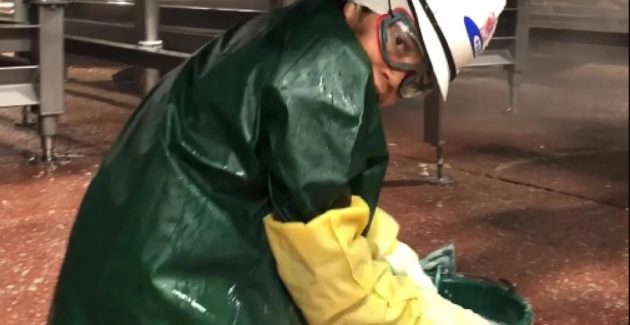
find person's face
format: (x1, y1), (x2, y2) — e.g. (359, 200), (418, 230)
(345, 5), (423, 107)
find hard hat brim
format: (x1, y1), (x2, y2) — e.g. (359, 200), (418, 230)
(410, 0), (452, 100)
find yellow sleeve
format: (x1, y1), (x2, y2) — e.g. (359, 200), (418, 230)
(264, 196), (491, 325)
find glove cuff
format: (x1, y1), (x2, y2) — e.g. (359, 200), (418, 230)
(382, 242), (437, 292)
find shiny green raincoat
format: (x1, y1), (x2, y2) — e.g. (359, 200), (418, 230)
(49, 0), (389, 323)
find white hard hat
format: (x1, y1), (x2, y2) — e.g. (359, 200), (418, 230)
(352, 0), (506, 100)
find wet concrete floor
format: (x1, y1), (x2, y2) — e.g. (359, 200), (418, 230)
(0, 39), (628, 324)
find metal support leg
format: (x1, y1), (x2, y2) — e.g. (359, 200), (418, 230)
(38, 115), (57, 162)
(141, 68), (160, 95)
(505, 67), (522, 114)
(422, 90), (454, 186)
(506, 0), (530, 114)
(136, 0), (162, 95)
(31, 0), (67, 162)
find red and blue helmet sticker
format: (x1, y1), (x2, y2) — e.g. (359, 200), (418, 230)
(464, 16), (483, 57)
(480, 15), (498, 44)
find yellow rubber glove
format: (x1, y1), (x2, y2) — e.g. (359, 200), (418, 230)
(264, 196), (492, 325)
(367, 208), (437, 293)
(367, 208), (493, 324)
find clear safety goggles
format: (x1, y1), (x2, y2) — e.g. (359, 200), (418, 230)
(377, 9), (435, 98)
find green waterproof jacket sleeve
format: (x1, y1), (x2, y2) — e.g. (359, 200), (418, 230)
(258, 31), (389, 224)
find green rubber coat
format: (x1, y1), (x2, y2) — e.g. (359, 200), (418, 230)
(49, 0), (389, 323)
